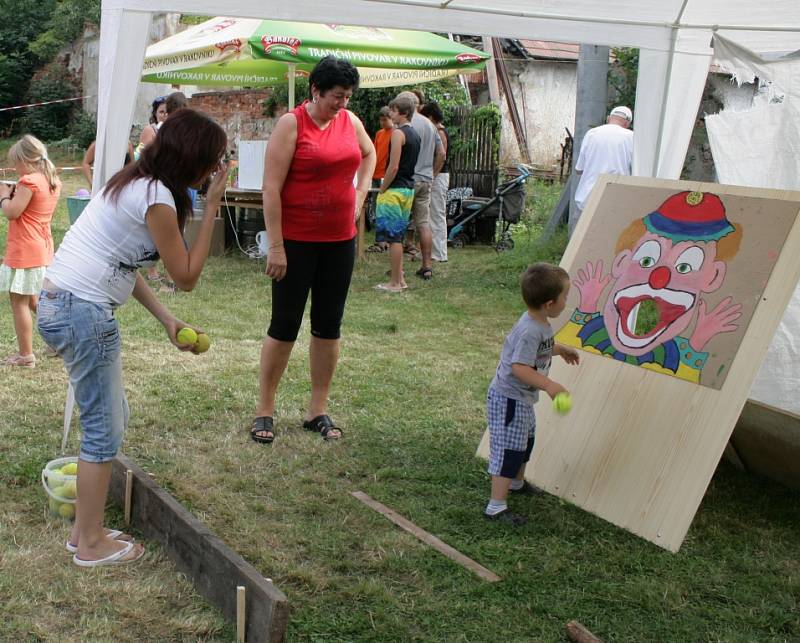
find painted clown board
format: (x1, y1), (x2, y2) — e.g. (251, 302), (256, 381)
(555, 182), (799, 389)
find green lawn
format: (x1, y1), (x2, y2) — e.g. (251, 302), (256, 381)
(0, 176), (798, 642)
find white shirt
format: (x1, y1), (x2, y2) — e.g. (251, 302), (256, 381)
(574, 123), (633, 211)
(47, 178), (176, 305)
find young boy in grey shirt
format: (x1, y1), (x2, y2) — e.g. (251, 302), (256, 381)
(485, 263), (580, 525)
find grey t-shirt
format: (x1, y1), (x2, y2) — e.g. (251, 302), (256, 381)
(410, 111), (442, 183)
(490, 311), (554, 405)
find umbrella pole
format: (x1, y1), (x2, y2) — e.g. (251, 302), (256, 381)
(288, 63), (296, 109)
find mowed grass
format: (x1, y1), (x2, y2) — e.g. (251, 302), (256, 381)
(0, 175), (798, 642)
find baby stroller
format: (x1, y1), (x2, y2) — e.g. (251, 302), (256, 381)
(447, 165), (530, 251)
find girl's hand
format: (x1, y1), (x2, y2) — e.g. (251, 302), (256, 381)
(0, 183), (12, 199)
(266, 244), (287, 281)
(205, 161), (229, 204)
(164, 317), (203, 351)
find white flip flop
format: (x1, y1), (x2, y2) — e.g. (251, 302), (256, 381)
(73, 540), (144, 567)
(65, 529), (132, 553)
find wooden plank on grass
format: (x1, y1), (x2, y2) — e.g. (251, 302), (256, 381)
(109, 453), (288, 643)
(351, 491), (501, 583)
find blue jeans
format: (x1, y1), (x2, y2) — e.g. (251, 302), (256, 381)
(37, 287), (129, 463)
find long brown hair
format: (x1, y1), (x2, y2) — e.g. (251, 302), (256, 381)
(105, 109), (226, 229)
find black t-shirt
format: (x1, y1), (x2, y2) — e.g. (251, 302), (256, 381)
(388, 123), (421, 190)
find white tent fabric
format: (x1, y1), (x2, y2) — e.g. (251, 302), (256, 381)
(707, 34), (800, 414)
(96, 0), (800, 194)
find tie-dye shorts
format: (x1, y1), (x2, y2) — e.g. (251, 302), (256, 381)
(375, 187), (414, 243)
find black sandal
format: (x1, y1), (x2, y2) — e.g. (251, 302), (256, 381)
(415, 267), (433, 280)
(302, 414), (343, 441)
(250, 416), (275, 444)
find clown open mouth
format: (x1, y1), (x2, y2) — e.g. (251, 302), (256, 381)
(613, 284), (695, 349)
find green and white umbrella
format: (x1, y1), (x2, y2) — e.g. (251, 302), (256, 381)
(142, 17), (489, 91)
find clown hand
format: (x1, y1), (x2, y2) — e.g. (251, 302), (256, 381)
(690, 297), (743, 352)
(573, 260), (611, 313)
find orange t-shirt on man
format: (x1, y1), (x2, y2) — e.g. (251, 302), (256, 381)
(372, 127), (393, 181)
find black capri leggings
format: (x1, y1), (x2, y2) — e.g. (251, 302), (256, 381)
(268, 237), (356, 342)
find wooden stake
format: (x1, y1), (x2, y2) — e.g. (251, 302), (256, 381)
(351, 491), (501, 582)
(124, 469), (133, 526)
(236, 585), (246, 642)
(566, 620), (603, 643)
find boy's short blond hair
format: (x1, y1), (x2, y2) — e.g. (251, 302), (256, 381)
(521, 263), (569, 309)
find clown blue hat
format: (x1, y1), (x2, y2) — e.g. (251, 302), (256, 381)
(644, 191), (735, 243)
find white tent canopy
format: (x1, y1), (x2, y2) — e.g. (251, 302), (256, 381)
(94, 0), (800, 192)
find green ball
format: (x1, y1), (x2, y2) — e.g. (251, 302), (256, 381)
(177, 327), (198, 345)
(552, 392), (572, 415)
(58, 503), (75, 519)
(61, 481), (77, 499)
(49, 498), (61, 513)
(60, 462), (78, 475)
(51, 485), (67, 498)
(194, 333), (211, 353)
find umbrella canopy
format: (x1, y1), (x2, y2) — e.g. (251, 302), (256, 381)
(142, 17), (489, 89)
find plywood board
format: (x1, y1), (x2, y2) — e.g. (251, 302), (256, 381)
(478, 176), (800, 551)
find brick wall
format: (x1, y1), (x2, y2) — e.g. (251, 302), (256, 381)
(188, 89), (279, 155)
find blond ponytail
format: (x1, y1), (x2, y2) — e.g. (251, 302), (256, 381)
(8, 134), (59, 193)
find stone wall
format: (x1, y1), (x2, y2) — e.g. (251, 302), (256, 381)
(187, 89), (278, 154)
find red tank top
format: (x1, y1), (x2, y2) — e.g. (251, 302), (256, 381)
(281, 102), (362, 241)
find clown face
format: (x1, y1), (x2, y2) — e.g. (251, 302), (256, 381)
(603, 232), (726, 355)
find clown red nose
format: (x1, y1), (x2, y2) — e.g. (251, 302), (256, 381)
(648, 265), (671, 289)
(644, 191), (735, 243)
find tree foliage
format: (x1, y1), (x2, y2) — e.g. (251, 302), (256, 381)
(0, 0), (99, 137)
(609, 47), (639, 112)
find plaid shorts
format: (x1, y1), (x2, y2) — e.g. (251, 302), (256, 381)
(486, 387), (536, 477)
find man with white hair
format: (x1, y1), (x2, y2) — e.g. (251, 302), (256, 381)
(396, 90), (444, 280)
(572, 105), (633, 230)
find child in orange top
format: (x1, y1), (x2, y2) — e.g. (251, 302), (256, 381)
(0, 135), (61, 367)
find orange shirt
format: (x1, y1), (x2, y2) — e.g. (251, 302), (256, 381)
(4, 173), (61, 269)
(372, 127), (393, 180)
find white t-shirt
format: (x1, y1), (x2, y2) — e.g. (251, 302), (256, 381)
(574, 123), (633, 211)
(47, 178), (176, 305)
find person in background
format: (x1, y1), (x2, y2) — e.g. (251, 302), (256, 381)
(80, 138), (136, 190)
(38, 109), (229, 566)
(252, 56), (375, 444)
(374, 95), (420, 292)
(420, 101), (450, 263)
(138, 96), (167, 152)
(0, 135), (62, 367)
(395, 90), (443, 280)
(572, 105), (633, 232)
(365, 106), (394, 251)
(138, 96), (168, 282)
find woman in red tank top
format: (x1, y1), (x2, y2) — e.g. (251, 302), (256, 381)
(251, 57), (376, 444)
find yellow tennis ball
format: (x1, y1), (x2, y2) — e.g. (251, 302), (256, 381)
(52, 485), (67, 498)
(552, 392), (572, 415)
(61, 481), (77, 499)
(177, 327), (198, 345)
(58, 503), (75, 519)
(60, 462), (78, 475)
(194, 333), (211, 353)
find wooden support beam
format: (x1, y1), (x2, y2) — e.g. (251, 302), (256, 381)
(566, 620), (603, 643)
(351, 491), (501, 583)
(109, 453), (289, 642)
